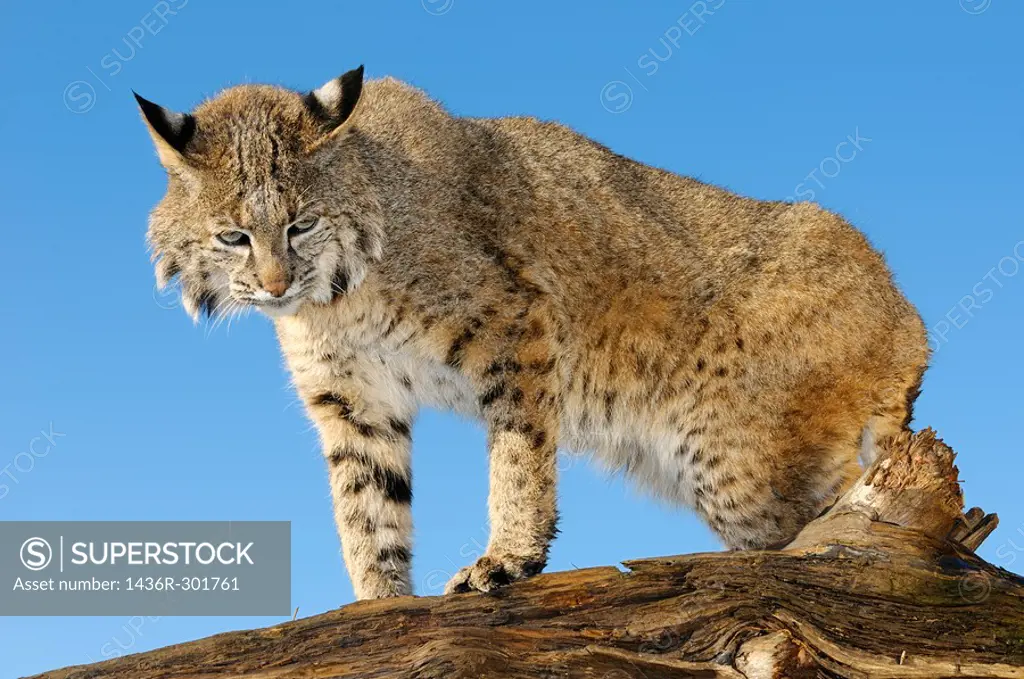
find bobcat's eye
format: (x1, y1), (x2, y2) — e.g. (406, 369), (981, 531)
(288, 217), (319, 239)
(217, 231), (250, 247)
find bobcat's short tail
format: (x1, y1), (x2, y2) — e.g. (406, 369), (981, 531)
(859, 367), (925, 468)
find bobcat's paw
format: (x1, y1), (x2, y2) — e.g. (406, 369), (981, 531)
(444, 554), (545, 594)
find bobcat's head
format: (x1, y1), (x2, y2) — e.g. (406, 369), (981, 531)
(137, 66), (383, 320)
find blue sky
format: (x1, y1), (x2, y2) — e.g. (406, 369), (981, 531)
(2, 1), (1023, 675)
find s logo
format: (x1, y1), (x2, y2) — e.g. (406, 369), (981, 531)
(20, 537), (52, 571)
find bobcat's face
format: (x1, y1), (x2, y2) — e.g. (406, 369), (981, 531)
(138, 66), (382, 320)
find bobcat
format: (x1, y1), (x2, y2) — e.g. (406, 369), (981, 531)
(136, 66), (928, 599)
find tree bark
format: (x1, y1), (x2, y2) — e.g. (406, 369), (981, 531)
(30, 430), (1024, 678)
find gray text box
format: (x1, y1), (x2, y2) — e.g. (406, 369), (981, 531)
(0, 521), (290, 616)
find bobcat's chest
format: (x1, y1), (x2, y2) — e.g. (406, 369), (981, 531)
(276, 299), (479, 419)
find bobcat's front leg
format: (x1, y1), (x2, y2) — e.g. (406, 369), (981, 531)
(446, 337), (559, 594)
(306, 386), (414, 599)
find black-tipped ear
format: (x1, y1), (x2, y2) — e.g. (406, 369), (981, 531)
(303, 65), (365, 135)
(133, 91), (196, 156)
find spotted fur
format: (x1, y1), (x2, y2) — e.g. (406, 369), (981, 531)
(138, 67), (929, 598)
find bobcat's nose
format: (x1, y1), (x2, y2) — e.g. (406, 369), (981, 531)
(262, 278), (290, 298)
(258, 261), (292, 298)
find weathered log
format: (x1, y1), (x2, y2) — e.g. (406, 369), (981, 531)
(29, 429), (1024, 678)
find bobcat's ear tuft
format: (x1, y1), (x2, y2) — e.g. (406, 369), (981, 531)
(133, 91), (197, 168)
(303, 65), (365, 138)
